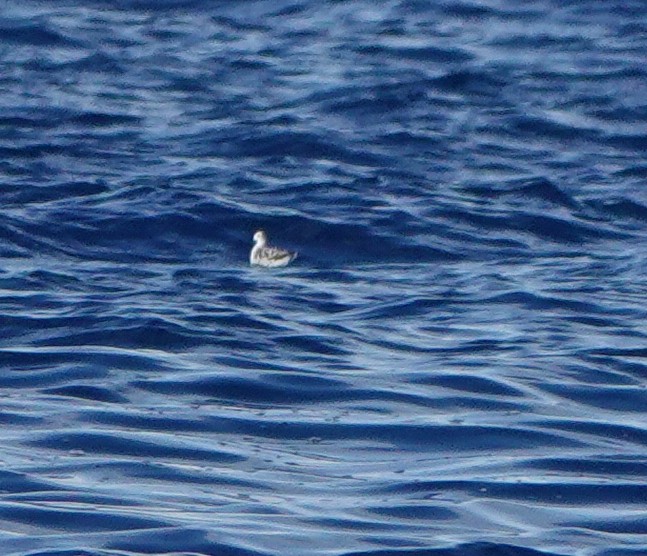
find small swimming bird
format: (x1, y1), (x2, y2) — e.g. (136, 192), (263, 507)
(250, 230), (297, 268)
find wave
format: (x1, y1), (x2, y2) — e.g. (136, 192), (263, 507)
(2, 0), (647, 554)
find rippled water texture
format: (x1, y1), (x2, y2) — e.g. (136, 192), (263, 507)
(1, 1), (646, 555)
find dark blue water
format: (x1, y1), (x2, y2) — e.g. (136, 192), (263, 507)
(1, 1), (646, 555)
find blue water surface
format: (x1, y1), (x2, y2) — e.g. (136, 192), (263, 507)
(1, 1), (646, 555)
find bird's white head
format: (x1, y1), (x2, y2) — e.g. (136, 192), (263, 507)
(253, 230), (267, 247)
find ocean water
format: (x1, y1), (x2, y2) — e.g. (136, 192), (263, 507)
(1, 1), (646, 555)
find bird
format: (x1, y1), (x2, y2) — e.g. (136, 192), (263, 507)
(250, 230), (297, 268)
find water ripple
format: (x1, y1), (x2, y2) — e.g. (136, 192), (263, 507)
(1, 0), (646, 554)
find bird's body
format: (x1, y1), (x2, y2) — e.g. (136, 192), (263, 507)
(250, 230), (297, 268)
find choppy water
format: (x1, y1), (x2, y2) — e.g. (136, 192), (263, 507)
(1, 1), (647, 555)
